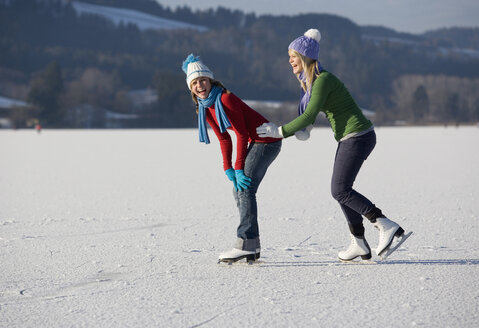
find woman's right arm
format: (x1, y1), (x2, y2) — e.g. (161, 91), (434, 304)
(206, 111), (233, 171)
(281, 76), (330, 138)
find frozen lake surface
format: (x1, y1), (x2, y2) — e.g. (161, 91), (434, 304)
(1, 127), (478, 327)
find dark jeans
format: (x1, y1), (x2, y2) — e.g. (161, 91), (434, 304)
(331, 131), (377, 236)
(233, 140), (282, 250)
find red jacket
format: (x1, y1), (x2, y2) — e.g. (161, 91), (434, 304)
(205, 91), (280, 171)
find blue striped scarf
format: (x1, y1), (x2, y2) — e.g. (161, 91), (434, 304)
(197, 85), (231, 144)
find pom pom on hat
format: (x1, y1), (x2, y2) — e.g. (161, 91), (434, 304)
(288, 28), (321, 60)
(304, 29), (321, 42)
(182, 54), (200, 74)
(181, 53), (214, 89)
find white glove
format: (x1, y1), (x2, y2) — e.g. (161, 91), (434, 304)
(256, 122), (284, 139)
(295, 124), (313, 141)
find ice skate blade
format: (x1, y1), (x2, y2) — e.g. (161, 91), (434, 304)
(379, 231), (413, 260)
(217, 253), (258, 265)
(340, 259), (377, 265)
(218, 259), (263, 266)
(376, 227), (405, 256)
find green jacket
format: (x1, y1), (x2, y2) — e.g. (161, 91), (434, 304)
(281, 71), (372, 141)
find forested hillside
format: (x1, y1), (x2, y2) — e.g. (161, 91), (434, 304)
(1, 0), (478, 128)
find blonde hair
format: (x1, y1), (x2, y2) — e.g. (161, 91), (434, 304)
(190, 78), (228, 114)
(289, 49), (321, 93)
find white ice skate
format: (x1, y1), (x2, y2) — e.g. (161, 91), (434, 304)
(374, 217), (411, 258)
(218, 248), (260, 264)
(338, 234), (372, 262)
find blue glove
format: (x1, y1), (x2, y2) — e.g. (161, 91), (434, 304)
(225, 168), (238, 191)
(235, 170), (252, 192)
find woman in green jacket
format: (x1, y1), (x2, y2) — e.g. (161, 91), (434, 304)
(257, 28), (411, 261)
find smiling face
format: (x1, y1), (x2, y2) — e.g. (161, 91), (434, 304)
(288, 49), (304, 75)
(190, 77), (212, 99)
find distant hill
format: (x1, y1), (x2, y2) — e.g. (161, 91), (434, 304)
(362, 25), (479, 59)
(424, 27), (479, 49)
(1, 0), (478, 128)
(71, 1), (208, 31)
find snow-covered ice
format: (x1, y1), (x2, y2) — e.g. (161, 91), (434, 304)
(1, 127), (478, 327)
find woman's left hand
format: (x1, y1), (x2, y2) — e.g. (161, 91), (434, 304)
(295, 124), (313, 141)
(235, 170), (252, 192)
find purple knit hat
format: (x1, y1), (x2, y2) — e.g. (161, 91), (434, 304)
(288, 29), (321, 60)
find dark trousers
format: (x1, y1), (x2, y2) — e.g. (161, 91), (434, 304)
(331, 131), (378, 236)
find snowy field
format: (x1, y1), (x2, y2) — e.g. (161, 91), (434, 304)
(1, 126), (478, 327)
(71, 1), (208, 32)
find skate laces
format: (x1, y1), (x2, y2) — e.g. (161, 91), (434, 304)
(375, 221), (388, 242)
(345, 234), (357, 252)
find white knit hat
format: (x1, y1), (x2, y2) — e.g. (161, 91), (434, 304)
(182, 54), (214, 89)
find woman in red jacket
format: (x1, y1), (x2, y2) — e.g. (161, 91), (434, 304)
(182, 54), (282, 263)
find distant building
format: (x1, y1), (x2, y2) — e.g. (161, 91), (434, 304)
(244, 100), (375, 126)
(65, 104), (106, 128)
(127, 89), (158, 112)
(360, 108), (376, 119)
(65, 104), (140, 128)
(0, 95), (28, 128)
(244, 100), (297, 125)
(104, 110), (140, 129)
(0, 95), (27, 109)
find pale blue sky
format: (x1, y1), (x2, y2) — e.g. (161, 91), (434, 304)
(156, 0), (479, 34)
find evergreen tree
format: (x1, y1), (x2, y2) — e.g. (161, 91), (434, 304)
(411, 85), (429, 123)
(27, 61), (64, 127)
(445, 93), (460, 123)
